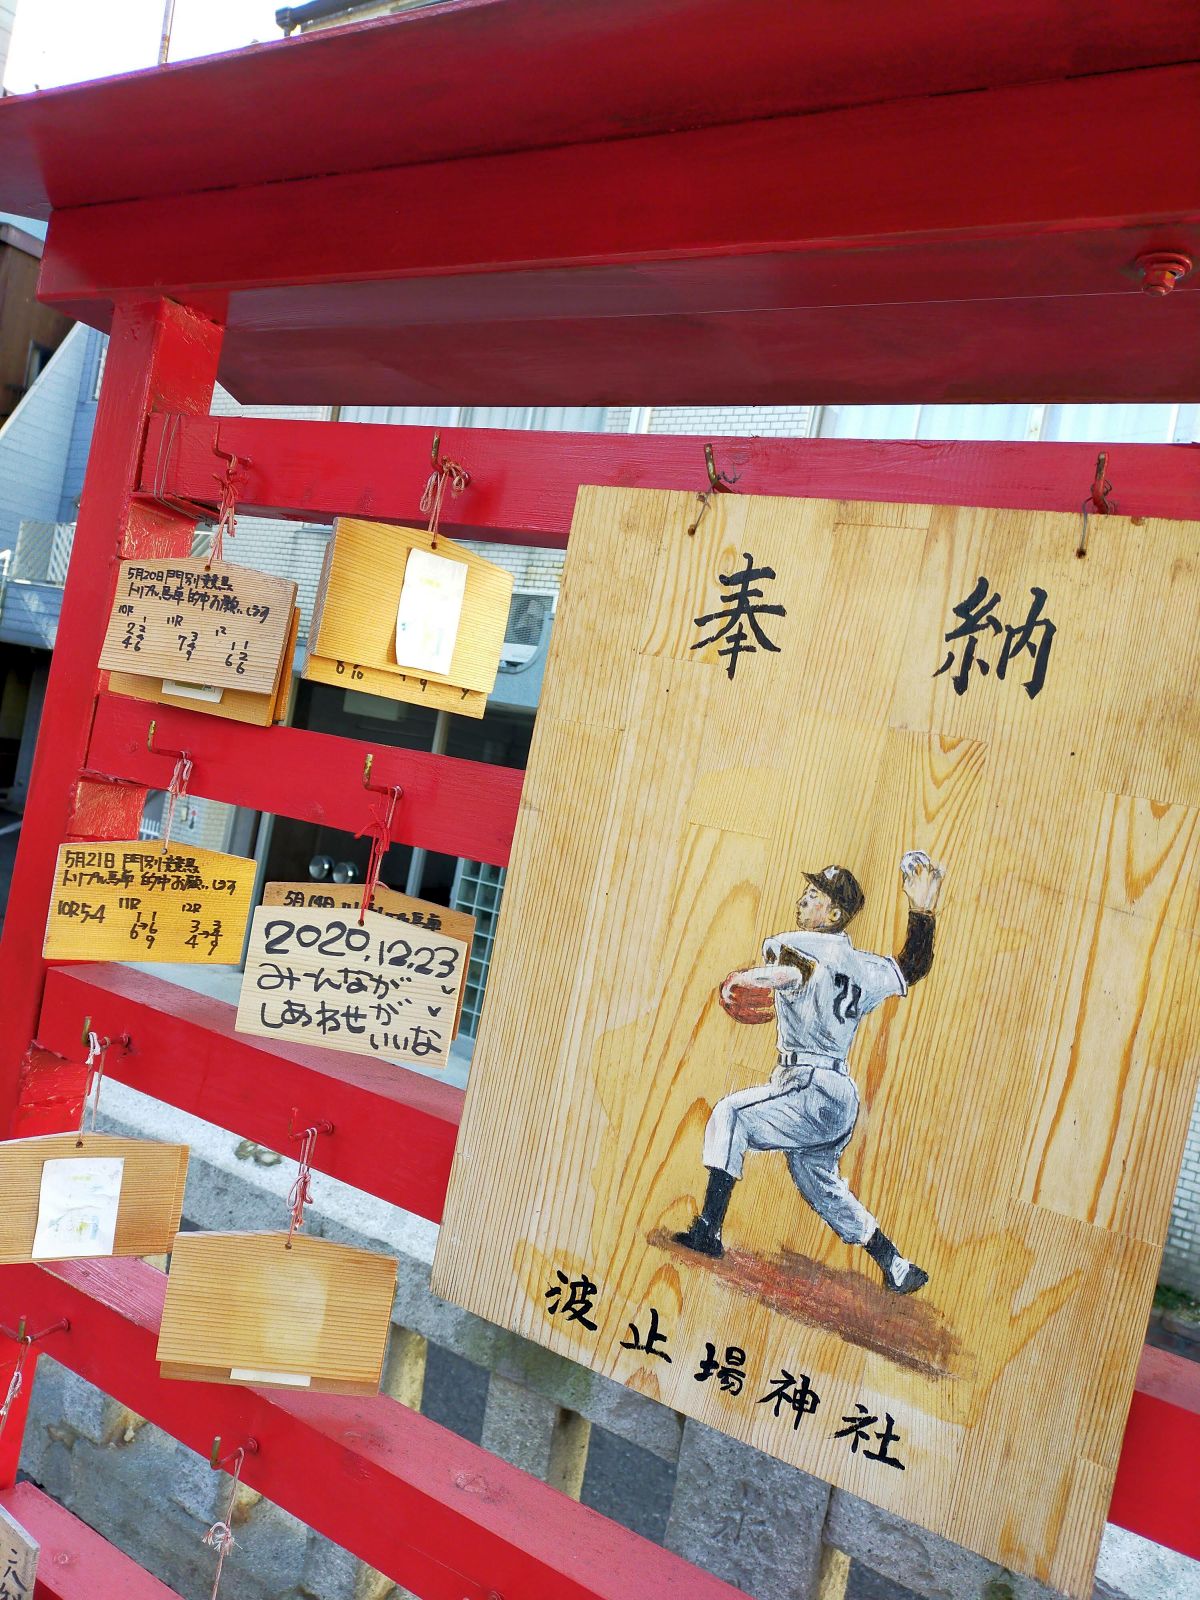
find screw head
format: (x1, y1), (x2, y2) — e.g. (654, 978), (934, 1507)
(1135, 251), (1193, 296)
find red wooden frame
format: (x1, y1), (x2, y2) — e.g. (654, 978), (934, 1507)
(0, 356), (1195, 1591)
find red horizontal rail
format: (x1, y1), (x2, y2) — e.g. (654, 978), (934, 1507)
(1108, 1344), (1200, 1555)
(37, 965), (461, 1224)
(2, 1258), (745, 1600)
(0, 1481), (182, 1599)
(88, 691), (523, 867)
(141, 417), (1200, 541)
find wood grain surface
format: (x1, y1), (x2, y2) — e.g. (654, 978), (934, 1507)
(97, 558), (296, 696)
(432, 488), (1200, 1599)
(0, 1133), (187, 1264)
(312, 519), (512, 697)
(43, 842), (256, 964)
(236, 904), (468, 1069)
(156, 1231), (397, 1393)
(303, 651), (488, 718)
(262, 883), (474, 1035)
(107, 602), (300, 725)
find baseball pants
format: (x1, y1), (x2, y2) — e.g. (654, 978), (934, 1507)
(702, 1067), (876, 1245)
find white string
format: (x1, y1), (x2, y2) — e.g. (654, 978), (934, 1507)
(203, 1448), (244, 1600)
(0, 1344), (28, 1442)
(77, 1031), (108, 1144)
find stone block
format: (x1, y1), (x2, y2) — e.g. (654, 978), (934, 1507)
(1092, 1523), (1200, 1600)
(480, 1372), (560, 1478)
(665, 1419), (829, 1599)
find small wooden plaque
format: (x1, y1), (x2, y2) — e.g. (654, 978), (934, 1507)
(261, 883), (474, 1035)
(156, 1232), (397, 1394)
(0, 1501), (38, 1598)
(44, 841), (256, 963)
(0, 1133), (187, 1265)
(108, 603), (300, 727)
(98, 558), (297, 696)
(310, 519), (512, 696)
(235, 904), (467, 1069)
(303, 651), (488, 718)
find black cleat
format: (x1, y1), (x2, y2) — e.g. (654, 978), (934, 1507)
(672, 1218), (724, 1258)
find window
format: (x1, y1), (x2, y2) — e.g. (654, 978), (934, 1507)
(23, 341), (52, 389)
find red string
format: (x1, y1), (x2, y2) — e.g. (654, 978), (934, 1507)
(208, 457), (240, 567)
(161, 753), (193, 852)
(419, 459), (468, 550)
(356, 788), (399, 923)
(286, 1127), (318, 1246)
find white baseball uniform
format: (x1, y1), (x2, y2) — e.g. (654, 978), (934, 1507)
(702, 930), (906, 1245)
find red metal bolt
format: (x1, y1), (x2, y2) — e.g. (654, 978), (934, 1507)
(1135, 251), (1193, 296)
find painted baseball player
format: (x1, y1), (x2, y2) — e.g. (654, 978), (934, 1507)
(674, 853), (944, 1294)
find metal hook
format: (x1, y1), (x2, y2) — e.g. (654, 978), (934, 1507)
(212, 424), (249, 473)
(704, 443), (739, 494)
(0, 1318), (69, 1346)
(210, 1436), (259, 1472)
(79, 1016), (130, 1051)
(147, 721), (191, 763)
(1077, 450), (1116, 558)
(362, 752), (404, 800)
(287, 1108), (334, 1141)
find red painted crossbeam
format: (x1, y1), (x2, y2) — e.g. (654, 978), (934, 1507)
(36, 964), (461, 1223)
(2, 1258), (745, 1600)
(0, 1481), (182, 1599)
(141, 417), (1200, 544)
(1109, 1344), (1200, 1556)
(87, 691), (522, 867)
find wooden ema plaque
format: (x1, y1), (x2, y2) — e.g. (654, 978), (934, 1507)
(44, 842), (256, 964)
(303, 652), (488, 719)
(0, 1501), (37, 1598)
(433, 487), (1200, 1599)
(262, 883), (474, 1035)
(107, 603), (300, 726)
(156, 1231), (397, 1393)
(98, 558), (297, 696)
(236, 903), (468, 1070)
(0, 1133), (187, 1264)
(306, 518), (512, 707)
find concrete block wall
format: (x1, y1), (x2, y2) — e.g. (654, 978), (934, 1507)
(16, 1082), (1197, 1600)
(1162, 1089), (1200, 1295)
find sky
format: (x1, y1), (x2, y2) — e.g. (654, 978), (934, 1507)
(4, 0), (285, 92)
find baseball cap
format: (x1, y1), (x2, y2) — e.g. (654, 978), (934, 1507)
(803, 864), (865, 924)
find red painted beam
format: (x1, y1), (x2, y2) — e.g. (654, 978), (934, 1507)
(1108, 1344), (1200, 1557)
(42, 67), (1200, 301)
(0, 1481), (182, 1599)
(36, 964), (461, 1224)
(0, 302), (220, 1137)
(3, 1259), (746, 1600)
(87, 691), (523, 868)
(141, 419), (1200, 540)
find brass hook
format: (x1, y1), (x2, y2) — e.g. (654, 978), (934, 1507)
(147, 721), (191, 763)
(362, 752), (404, 800)
(1077, 450), (1116, 559)
(0, 1318), (69, 1346)
(704, 442), (739, 494)
(210, 1436), (259, 1471)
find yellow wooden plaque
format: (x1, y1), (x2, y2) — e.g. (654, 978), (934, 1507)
(309, 518), (512, 697)
(302, 651), (488, 718)
(262, 883), (474, 1035)
(235, 904), (468, 1069)
(156, 1231), (397, 1393)
(44, 842), (256, 963)
(432, 487), (1200, 1599)
(97, 558), (297, 696)
(107, 603), (300, 726)
(0, 1133), (188, 1265)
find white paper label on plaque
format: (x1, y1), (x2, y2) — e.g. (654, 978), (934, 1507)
(229, 1368), (313, 1387)
(162, 679), (224, 703)
(32, 1157), (124, 1259)
(394, 548), (468, 674)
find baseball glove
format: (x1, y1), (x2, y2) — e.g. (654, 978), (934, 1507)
(718, 972), (776, 1025)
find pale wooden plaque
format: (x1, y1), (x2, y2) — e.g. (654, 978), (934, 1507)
(433, 487), (1200, 1599)
(235, 904), (468, 1069)
(310, 519), (512, 697)
(98, 558), (296, 695)
(0, 1133), (187, 1264)
(44, 842), (255, 963)
(0, 1502), (38, 1598)
(156, 1231), (397, 1393)
(262, 883), (474, 1035)
(107, 603), (300, 726)
(303, 651), (488, 718)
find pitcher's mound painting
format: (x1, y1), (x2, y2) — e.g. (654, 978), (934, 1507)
(432, 488), (1200, 1597)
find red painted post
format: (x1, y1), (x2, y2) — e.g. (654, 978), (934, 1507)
(0, 301), (223, 1133)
